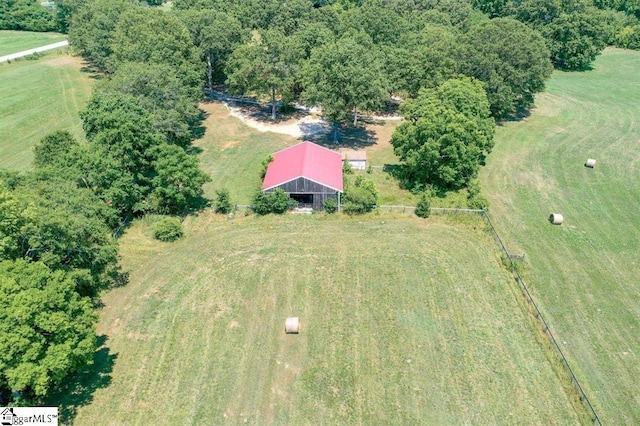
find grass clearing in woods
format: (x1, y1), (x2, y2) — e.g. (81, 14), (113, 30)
(481, 48), (640, 424)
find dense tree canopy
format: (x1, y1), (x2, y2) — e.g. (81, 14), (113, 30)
(110, 7), (201, 90)
(302, 33), (389, 137)
(105, 62), (202, 146)
(0, 260), (97, 401)
(226, 28), (304, 119)
(457, 17), (553, 118)
(178, 9), (246, 92)
(392, 78), (494, 190)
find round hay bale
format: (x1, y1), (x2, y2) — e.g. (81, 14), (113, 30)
(285, 317), (300, 334)
(549, 213), (564, 225)
(585, 158), (596, 168)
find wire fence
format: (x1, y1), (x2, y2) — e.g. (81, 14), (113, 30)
(373, 205), (602, 424)
(481, 211), (602, 425)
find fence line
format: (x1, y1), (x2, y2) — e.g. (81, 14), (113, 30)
(374, 205), (602, 424)
(481, 212), (602, 425)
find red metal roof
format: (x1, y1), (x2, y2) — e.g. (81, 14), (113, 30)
(262, 141), (343, 192)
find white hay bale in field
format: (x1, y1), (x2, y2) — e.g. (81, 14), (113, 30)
(549, 213), (564, 225)
(285, 317), (300, 334)
(585, 158), (596, 168)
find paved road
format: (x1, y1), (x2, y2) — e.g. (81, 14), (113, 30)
(0, 40), (69, 63)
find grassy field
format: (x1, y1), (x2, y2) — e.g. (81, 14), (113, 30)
(55, 213), (582, 424)
(0, 53), (93, 171)
(0, 30), (66, 57)
(481, 48), (640, 424)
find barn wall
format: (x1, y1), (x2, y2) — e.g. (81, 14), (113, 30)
(265, 177), (339, 211)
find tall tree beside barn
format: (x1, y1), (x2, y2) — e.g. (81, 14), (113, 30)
(302, 32), (389, 142)
(391, 77), (494, 190)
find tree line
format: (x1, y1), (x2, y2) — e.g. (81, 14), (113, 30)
(1, 0), (211, 406)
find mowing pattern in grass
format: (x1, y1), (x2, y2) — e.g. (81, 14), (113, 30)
(0, 30), (66, 57)
(68, 214), (581, 424)
(0, 54), (92, 171)
(481, 48), (640, 424)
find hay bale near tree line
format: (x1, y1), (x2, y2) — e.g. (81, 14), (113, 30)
(585, 158), (596, 168)
(285, 317), (300, 334)
(549, 213), (564, 225)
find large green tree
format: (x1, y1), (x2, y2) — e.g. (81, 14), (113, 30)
(508, 0), (610, 69)
(178, 9), (246, 93)
(456, 17), (553, 119)
(150, 144), (211, 214)
(68, 0), (131, 70)
(302, 33), (389, 141)
(226, 28), (304, 119)
(110, 7), (201, 91)
(391, 77), (494, 190)
(0, 260), (97, 401)
(384, 25), (458, 96)
(106, 62), (202, 146)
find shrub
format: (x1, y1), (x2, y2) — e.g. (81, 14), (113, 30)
(467, 180), (489, 211)
(153, 216), (184, 242)
(260, 155), (274, 179)
(415, 191), (432, 218)
(342, 160), (354, 175)
(214, 188), (233, 214)
(324, 197), (338, 214)
(342, 176), (378, 214)
(251, 188), (296, 215)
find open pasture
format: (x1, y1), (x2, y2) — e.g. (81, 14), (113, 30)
(0, 30), (66, 57)
(0, 52), (92, 171)
(62, 213), (582, 424)
(482, 48), (640, 424)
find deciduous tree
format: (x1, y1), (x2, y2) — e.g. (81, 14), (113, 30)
(226, 28), (304, 119)
(392, 78), (494, 190)
(456, 17), (552, 118)
(302, 33), (389, 141)
(0, 260), (97, 401)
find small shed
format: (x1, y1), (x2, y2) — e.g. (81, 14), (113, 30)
(341, 149), (367, 171)
(262, 141), (343, 211)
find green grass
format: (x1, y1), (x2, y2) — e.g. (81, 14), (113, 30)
(0, 30), (67, 57)
(0, 53), (93, 171)
(60, 213), (582, 424)
(481, 48), (640, 424)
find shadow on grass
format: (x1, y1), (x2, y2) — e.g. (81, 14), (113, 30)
(190, 108), (209, 140)
(305, 123), (377, 148)
(501, 108), (532, 123)
(79, 61), (104, 80)
(229, 101), (309, 124)
(46, 335), (117, 424)
(186, 195), (212, 214)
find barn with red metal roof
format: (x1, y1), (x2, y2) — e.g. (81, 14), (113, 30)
(262, 141), (343, 211)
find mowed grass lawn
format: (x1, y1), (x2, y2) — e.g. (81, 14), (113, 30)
(481, 48), (640, 424)
(0, 30), (66, 56)
(0, 53), (92, 171)
(66, 214), (582, 424)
